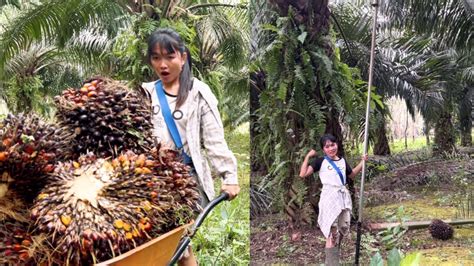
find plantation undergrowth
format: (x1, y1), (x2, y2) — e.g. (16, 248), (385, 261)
(194, 123), (250, 265)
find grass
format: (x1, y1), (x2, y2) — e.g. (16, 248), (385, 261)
(365, 199), (457, 222)
(193, 123), (250, 265)
(389, 136), (428, 154)
(354, 136), (428, 156)
(384, 129), (473, 154)
(355, 129), (474, 155)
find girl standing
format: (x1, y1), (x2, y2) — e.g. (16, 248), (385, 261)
(299, 134), (367, 266)
(142, 28), (240, 266)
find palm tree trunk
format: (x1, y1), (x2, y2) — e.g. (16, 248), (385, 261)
(404, 110), (408, 150)
(434, 109), (456, 155)
(250, 70), (266, 174)
(325, 109), (345, 157)
(459, 87), (472, 147)
(285, 112), (306, 226)
(424, 122), (431, 146)
(374, 114), (391, 155)
(268, 0), (332, 225)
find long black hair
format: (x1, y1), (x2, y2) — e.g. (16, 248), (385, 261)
(147, 28), (193, 108)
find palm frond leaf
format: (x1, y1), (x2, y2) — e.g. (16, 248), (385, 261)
(0, 0), (19, 9)
(4, 44), (60, 79)
(0, 0), (126, 71)
(380, 0), (473, 50)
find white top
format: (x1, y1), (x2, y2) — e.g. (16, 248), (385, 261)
(311, 157), (353, 238)
(145, 82), (190, 155)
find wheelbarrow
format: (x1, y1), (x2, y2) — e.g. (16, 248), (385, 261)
(97, 192), (229, 266)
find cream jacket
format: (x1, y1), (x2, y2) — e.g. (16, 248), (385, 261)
(142, 78), (238, 200)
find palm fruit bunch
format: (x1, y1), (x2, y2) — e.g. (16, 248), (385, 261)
(429, 219), (454, 240)
(0, 219), (55, 265)
(30, 146), (199, 264)
(0, 219), (33, 264)
(0, 196), (32, 265)
(0, 189), (53, 265)
(54, 77), (154, 158)
(0, 113), (74, 201)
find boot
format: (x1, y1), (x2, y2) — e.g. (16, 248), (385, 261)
(324, 247), (340, 266)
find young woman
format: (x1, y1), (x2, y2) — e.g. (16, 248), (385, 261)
(142, 28), (240, 266)
(299, 134), (367, 266)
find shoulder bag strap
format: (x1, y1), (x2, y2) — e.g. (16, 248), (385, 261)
(155, 81), (192, 164)
(324, 155), (345, 185)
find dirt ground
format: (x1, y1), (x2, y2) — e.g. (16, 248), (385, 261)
(250, 157), (474, 265)
(250, 211), (474, 265)
(250, 213), (364, 265)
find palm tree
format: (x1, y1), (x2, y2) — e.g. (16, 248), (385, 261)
(1, 44), (62, 115)
(331, 2), (447, 155)
(378, 0), (473, 152)
(0, 0), (249, 128)
(0, 0), (126, 71)
(250, 0), (368, 224)
(333, 0), (472, 154)
(0, 0), (127, 113)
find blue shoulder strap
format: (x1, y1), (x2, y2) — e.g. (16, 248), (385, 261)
(155, 81), (192, 165)
(324, 155), (345, 185)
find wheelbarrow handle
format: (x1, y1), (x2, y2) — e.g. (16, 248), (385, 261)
(168, 192), (230, 265)
(192, 192), (229, 233)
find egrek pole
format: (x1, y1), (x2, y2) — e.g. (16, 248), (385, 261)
(354, 0), (379, 264)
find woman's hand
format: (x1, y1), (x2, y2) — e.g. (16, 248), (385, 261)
(221, 184), (240, 200)
(349, 154), (369, 179)
(361, 154), (368, 162)
(307, 149), (317, 158)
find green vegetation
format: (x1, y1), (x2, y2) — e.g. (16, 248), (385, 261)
(354, 136), (429, 155)
(389, 137), (428, 154)
(0, 0), (249, 129)
(250, 0), (473, 225)
(0, 0), (250, 264)
(384, 129), (474, 154)
(194, 124), (250, 264)
(370, 249), (422, 266)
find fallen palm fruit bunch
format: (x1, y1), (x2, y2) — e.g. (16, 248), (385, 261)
(31, 147), (200, 264)
(0, 113), (74, 201)
(54, 77), (154, 158)
(429, 219), (454, 240)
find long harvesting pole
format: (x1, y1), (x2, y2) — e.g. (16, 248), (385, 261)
(355, 0), (379, 264)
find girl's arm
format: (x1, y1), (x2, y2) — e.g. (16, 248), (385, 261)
(299, 149), (317, 178)
(200, 97), (240, 199)
(348, 154), (368, 179)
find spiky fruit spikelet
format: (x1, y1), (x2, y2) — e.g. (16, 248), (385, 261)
(31, 147), (199, 264)
(54, 77), (154, 158)
(0, 113), (74, 201)
(429, 219), (454, 240)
